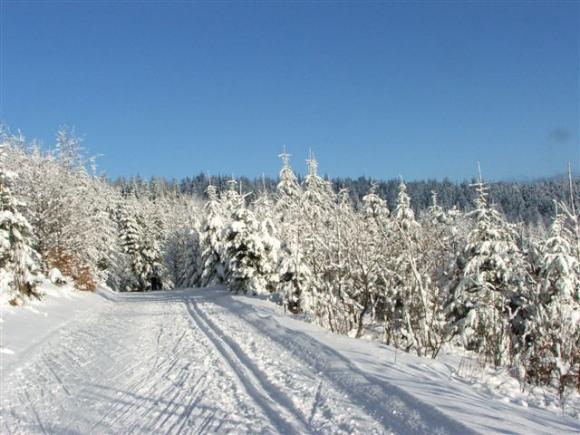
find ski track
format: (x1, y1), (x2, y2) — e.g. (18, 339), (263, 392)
(2, 288), (577, 434)
(188, 293), (470, 435)
(1, 292), (271, 434)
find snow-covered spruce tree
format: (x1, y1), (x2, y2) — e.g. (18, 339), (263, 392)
(275, 150), (302, 205)
(274, 149), (311, 313)
(114, 201), (143, 291)
(106, 248), (139, 292)
(447, 175), (529, 367)
(137, 200), (169, 290)
(252, 189), (281, 293)
(200, 184), (226, 286)
(421, 191), (448, 290)
(301, 152), (336, 322)
(222, 177), (243, 218)
(387, 180), (437, 356)
(179, 228), (202, 288)
(525, 202), (580, 398)
(420, 192), (468, 356)
(362, 182), (390, 232)
(378, 181), (408, 347)
(114, 198), (167, 291)
(221, 197), (279, 294)
(165, 194), (203, 289)
(163, 228), (186, 287)
(360, 182), (391, 325)
(94, 178), (120, 275)
(0, 145), (42, 304)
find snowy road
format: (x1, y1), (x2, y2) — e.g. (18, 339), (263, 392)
(1, 288), (579, 434)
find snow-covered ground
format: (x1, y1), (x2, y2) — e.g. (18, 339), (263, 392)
(1, 285), (579, 434)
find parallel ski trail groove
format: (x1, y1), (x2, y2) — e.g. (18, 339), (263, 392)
(4, 288), (577, 434)
(207, 293), (476, 435)
(185, 297), (310, 434)
(308, 379), (323, 426)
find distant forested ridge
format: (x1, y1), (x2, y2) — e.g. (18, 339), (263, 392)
(112, 173), (580, 226)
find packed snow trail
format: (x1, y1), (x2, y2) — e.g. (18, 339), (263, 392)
(1, 288), (579, 434)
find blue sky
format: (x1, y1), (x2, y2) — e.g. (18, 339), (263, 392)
(1, 1), (578, 181)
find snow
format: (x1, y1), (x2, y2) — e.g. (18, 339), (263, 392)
(0, 280), (106, 373)
(48, 267), (65, 285)
(1, 285), (579, 434)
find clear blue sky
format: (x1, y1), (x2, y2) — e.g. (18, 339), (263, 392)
(1, 1), (578, 181)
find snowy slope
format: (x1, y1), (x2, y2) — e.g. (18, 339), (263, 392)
(1, 287), (579, 434)
(0, 281), (108, 374)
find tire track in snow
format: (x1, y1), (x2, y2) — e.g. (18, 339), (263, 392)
(185, 296), (310, 434)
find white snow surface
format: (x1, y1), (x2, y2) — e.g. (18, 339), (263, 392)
(1, 285), (579, 434)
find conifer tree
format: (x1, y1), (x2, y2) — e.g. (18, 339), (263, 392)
(421, 192), (467, 355)
(275, 149), (311, 313)
(0, 145), (42, 303)
(139, 201), (169, 290)
(526, 203), (580, 396)
(275, 147), (303, 224)
(447, 171), (528, 366)
(158, 192), (201, 288)
(360, 182), (391, 324)
(115, 199), (167, 291)
(200, 184), (226, 286)
(222, 198), (279, 294)
(116, 201), (143, 291)
(301, 151), (335, 320)
(179, 228), (202, 288)
(362, 182), (390, 231)
(253, 189), (281, 293)
(387, 180), (436, 355)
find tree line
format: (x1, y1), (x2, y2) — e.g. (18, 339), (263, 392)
(1, 128), (578, 405)
(113, 170), (580, 227)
